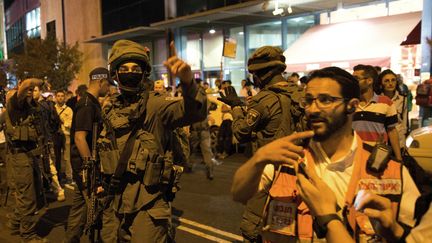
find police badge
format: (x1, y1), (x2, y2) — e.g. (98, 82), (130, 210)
(246, 109), (260, 126)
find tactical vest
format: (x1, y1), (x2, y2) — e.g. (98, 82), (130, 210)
(98, 95), (174, 214)
(241, 85), (304, 241)
(4, 109), (39, 144)
(261, 137), (402, 242)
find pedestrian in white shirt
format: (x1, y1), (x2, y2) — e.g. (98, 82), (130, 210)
(54, 90), (74, 189)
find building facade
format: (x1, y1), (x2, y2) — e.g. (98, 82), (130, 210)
(3, 0), (432, 91)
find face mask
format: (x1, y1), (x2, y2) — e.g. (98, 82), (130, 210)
(117, 72), (143, 88)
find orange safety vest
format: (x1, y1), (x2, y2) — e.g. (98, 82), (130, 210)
(261, 136), (402, 242)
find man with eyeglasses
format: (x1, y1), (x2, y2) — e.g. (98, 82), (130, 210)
(352, 64), (402, 161)
(231, 67), (419, 242)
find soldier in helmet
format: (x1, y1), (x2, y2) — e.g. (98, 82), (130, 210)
(98, 40), (207, 242)
(4, 78), (49, 242)
(218, 46), (304, 242)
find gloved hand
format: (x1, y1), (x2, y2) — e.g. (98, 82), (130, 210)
(218, 86), (244, 107)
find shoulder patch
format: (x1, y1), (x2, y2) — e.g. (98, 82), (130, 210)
(246, 109), (261, 126)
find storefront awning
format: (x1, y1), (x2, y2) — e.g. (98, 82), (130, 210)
(401, 21), (421, 45)
(284, 12), (422, 72)
(84, 26), (165, 44)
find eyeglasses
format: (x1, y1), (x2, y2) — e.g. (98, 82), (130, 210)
(300, 94), (347, 109)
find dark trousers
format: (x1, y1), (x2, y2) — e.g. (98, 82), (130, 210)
(217, 120), (233, 154)
(117, 198), (170, 243)
(64, 182), (118, 243)
(52, 132), (65, 181)
(6, 152), (39, 239)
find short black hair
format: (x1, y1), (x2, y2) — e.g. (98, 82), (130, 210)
(374, 66), (382, 74)
(308, 66), (360, 100)
(55, 90), (65, 95)
(291, 72), (300, 78)
(76, 84), (88, 97)
(353, 64), (378, 84)
(299, 76), (308, 84)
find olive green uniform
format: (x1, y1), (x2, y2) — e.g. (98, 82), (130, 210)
(232, 79), (303, 148)
(99, 82), (207, 242)
(4, 92), (42, 240)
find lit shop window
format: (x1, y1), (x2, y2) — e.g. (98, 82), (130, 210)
(320, 0), (422, 24)
(26, 8), (41, 38)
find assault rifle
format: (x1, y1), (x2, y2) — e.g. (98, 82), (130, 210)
(32, 109), (53, 208)
(83, 122), (102, 242)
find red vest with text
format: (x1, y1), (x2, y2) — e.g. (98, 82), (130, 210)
(261, 136), (402, 242)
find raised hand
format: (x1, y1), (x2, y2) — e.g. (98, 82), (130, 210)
(163, 42), (193, 84)
(217, 86), (243, 107)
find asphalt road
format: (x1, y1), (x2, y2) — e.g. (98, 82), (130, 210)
(0, 153), (248, 242)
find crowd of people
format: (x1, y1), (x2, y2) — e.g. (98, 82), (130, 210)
(0, 39), (430, 243)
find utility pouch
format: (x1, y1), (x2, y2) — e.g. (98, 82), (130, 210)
(143, 154), (163, 186)
(99, 149), (120, 174)
(161, 157), (173, 185)
(165, 165), (184, 202)
(171, 165), (184, 191)
(367, 143), (391, 173)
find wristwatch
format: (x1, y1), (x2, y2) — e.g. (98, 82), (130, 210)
(313, 214), (342, 239)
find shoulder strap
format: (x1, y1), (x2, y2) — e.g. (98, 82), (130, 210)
(112, 91), (150, 180)
(58, 107), (67, 117)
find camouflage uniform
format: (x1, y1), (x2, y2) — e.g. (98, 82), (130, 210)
(4, 92), (45, 241)
(100, 40), (207, 242)
(227, 46), (304, 242)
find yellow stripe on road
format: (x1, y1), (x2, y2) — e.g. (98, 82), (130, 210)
(174, 216), (243, 241)
(177, 225), (232, 243)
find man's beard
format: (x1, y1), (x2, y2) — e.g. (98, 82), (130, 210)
(307, 110), (348, 142)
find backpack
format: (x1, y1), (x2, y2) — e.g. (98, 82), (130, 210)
(415, 83), (432, 107)
(266, 86), (305, 139)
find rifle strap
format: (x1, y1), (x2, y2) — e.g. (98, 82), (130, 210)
(112, 91), (150, 180)
(58, 107), (67, 117)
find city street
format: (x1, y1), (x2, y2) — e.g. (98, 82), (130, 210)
(0, 153), (248, 243)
